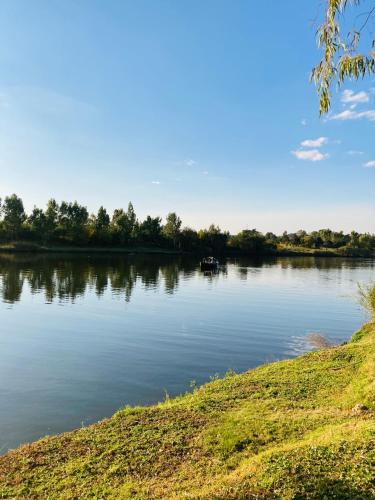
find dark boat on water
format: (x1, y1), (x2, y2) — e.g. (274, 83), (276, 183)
(200, 257), (219, 271)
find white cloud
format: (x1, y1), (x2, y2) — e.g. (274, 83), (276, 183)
(301, 118), (307, 126)
(341, 89), (369, 104)
(300, 137), (328, 148)
(151, 180), (161, 185)
(347, 150), (364, 155)
(291, 149), (329, 162)
(364, 161), (375, 168)
(330, 109), (375, 121)
(185, 159), (196, 167)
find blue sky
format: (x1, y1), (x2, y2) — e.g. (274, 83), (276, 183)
(0, 0), (374, 233)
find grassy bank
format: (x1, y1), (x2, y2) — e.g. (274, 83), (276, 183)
(0, 323), (374, 498)
(276, 244), (375, 258)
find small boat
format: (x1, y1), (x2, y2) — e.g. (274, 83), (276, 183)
(200, 256), (219, 271)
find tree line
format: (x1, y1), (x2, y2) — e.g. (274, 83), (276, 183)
(0, 194), (374, 255)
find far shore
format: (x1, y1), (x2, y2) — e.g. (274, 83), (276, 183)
(0, 241), (374, 258)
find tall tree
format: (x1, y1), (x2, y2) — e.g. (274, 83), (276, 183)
(28, 207), (47, 242)
(163, 212), (182, 248)
(58, 201), (88, 242)
(312, 0), (375, 114)
(137, 216), (162, 245)
(95, 206), (110, 231)
(1, 194), (26, 239)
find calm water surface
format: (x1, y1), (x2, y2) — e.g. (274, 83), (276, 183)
(0, 253), (374, 452)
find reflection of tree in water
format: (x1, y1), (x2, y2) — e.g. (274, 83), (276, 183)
(1, 254), (373, 304)
(0, 263), (24, 303)
(0, 254), (198, 304)
(55, 261), (90, 301)
(109, 261), (137, 303)
(161, 262), (180, 294)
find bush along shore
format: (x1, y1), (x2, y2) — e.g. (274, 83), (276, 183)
(0, 318), (374, 498)
(0, 194), (375, 256)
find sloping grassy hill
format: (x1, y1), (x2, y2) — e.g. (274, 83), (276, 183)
(0, 323), (374, 499)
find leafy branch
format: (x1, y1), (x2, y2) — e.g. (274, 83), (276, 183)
(311, 0), (375, 114)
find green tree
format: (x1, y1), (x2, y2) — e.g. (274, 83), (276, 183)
(58, 201), (88, 242)
(111, 203), (137, 245)
(312, 0), (375, 114)
(180, 227), (199, 251)
(198, 224), (228, 254)
(163, 212), (182, 248)
(228, 229), (268, 255)
(137, 216), (162, 245)
(1, 194), (26, 239)
(28, 207), (47, 242)
(45, 199), (59, 241)
(95, 206), (110, 231)
(88, 206), (111, 244)
(126, 202), (136, 233)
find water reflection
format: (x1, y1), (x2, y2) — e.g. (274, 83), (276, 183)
(0, 254), (198, 304)
(0, 253), (373, 305)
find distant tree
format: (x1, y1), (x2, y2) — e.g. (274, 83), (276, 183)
(265, 232), (278, 244)
(180, 227), (200, 252)
(95, 206), (110, 231)
(126, 202), (136, 233)
(228, 229), (269, 255)
(137, 216), (163, 245)
(312, 0), (375, 114)
(45, 199), (59, 241)
(198, 224), (229, 254)
(163, 212), (182, 248)
(1, 194), (26, 239)
(349, 230), (360, 247)
(111, 204), (136, 245)
(88, 206), (111, 244)
(28, 207), (47, 242)
(58, 201), (89, 243)
(358, 233), (373, 250)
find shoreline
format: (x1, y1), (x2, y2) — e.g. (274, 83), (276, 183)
(0, 321), (374, 497)
(0, 242), (374, 258)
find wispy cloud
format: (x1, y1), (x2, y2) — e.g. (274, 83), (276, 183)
(301, 118), (307, 126)
(341, 89), (369, 105)
(151, 180), (161, 185)
(185, 159), (196, 167)
(291, 149), (329, 162)
(330, 109), (375, 121)
(364, 161), (375, 168)
(347, 150), (364, 156)
(300, 137), (328, 148)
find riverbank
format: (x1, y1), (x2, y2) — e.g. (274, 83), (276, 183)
(275, 244), (375, 258)
(0, 241), (181, 254)
(0, 322), (374, 498)
(0, 241), (374, 258)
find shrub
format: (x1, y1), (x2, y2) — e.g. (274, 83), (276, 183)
(358, 282), (375, 320)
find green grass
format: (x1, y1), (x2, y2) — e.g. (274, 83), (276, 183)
(276, 244), (375, 258)
(0, 322), (374, 499)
